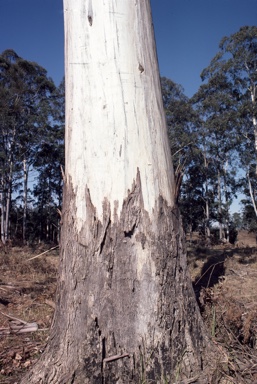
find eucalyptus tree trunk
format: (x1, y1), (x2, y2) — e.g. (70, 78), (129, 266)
(249, 86), (257, 214)
(22, 159), (28, 244)
(248, 170), (257, 217)
(250, 87), (257, 174)
(1, 170), (12, 244)
(203, 153), (211, 242)
(0, 190), (5, 244)
(21, 1), (213, 383)
(5, 180), (11, 241)
(217, 170), (223, 240)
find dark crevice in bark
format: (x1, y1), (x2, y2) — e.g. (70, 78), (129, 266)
(70, 372), (76, 384)
(101, 337), (106, 384)
(124, 221), (136, 238)
(99, 217), (111, 254)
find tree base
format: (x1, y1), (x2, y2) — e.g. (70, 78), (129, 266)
(21, 172), (217, 383)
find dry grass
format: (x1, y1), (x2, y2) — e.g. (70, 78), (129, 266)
(187, 234), (257, 383)
(1, 233), (257, 383)
(0, 245), (58, 384)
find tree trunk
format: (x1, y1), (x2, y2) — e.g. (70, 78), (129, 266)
(250, 87), (257, 176)
(21, 1), (214, 383)
(217, 170), (225, 241)
(203, 154), (211, 242)
(0, 190), (5, 244)
(223, 168), (230, 242)
(247, 170), (257, 217)
(22, 159), (28, 244)
(3, 159), (13, 242)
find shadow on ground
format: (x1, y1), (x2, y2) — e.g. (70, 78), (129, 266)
(188, 244), (257, 302)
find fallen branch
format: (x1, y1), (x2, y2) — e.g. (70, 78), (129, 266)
(0, 311), (27, 324)
(195, 261), (224, 286)
(0, 311), (38, 335)
(0, 321), (38, 335)
(26, 246), (59, 261)
(0, 284), (18, 291)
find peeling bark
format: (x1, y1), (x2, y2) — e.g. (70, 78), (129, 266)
(21, 1), (216, 382)
(21, 170), (212, 384)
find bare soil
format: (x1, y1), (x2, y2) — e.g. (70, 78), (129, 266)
(0, 231), (257, 383)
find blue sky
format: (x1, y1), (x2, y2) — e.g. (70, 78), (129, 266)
(0, 0), (256, 98)
(1, 0), (255, 213)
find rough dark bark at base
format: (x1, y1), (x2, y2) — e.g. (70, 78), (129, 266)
(21, 171), (216, 384)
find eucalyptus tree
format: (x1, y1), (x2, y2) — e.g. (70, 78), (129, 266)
(161, 78), (220, 235)
(193, 65), (242, 240)
(161, 77), (199, 201)
(33, 79), (64, 242)
(200, 26), (257, 218)
(241, 199), (257, 231)
(0, 50), (22, 243)
(22, 1), (214, 383)
(0, 49), (55, 243)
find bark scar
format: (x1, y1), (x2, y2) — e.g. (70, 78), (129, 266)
(88, 0), (93, 26)
(138, 64), (144, 73)
(88, 15), (93, 26)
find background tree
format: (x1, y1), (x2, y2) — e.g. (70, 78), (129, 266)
(161, 77), (199, 201)
(0, 51), (68, 246)
(161, 77), (209, 235)
(32, 78), (64, 243)
(200, 26), (257, 220)
(0, 49), (56, 243)
(192, 71), (240, 241)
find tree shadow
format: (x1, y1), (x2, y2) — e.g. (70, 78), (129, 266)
(192, 249), (234, 301)
(235, 247), (257, 264)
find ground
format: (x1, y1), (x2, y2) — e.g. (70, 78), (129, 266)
(0, 245), (58, 384)
(0, 232), (257, 384)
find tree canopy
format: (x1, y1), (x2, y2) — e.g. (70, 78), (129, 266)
(0, 49), (64, 244)
(1, 25), (257, 244)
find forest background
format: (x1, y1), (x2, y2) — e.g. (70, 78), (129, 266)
(0, 1), (257, 244)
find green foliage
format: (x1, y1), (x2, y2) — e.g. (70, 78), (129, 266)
(240, 201), (257, 231)
(198, 26), (257, 222)
(1, 26), (257, 243)
(161, 77), (199, 195)
(0, 49), (63, 243)
(187, 26), (257, 238)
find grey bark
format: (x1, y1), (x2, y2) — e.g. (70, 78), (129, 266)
(20, 1), (216, 382)
(21, 171), (213, 384)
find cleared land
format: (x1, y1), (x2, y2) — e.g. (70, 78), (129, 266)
(0, 232), (257, 383)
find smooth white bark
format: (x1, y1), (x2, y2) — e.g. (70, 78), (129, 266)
(22, 159), (28, 243)
(248, 170), (257, 217)
(250, 89), (257, 177)
(64, 1), (174, 233)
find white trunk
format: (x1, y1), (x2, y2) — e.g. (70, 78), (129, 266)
(248, 170), (257, 217)
(218, 170), (223, 240)
(203, 153), (211, 239)
(20, 1), (213, 382)
(250, 88), (257, 175)
(0, 190), (5, 244)
(5, 185), (11, 241)
(64, 1), (175, 232)
(23, 159), (28, 243)
(223, 165), (230, 241)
